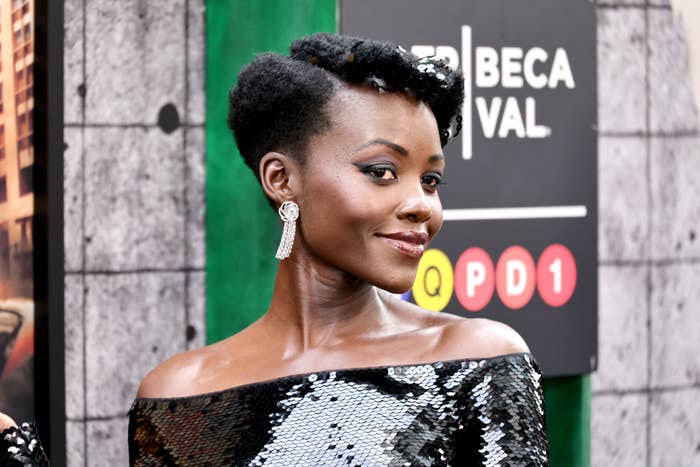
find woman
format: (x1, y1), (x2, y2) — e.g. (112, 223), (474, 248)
(132, 32), (548, 465)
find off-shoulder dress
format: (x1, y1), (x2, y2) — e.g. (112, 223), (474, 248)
(128, 352), (548, 466)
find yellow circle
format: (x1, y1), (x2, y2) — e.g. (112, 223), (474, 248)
(412, 248), (454, 312)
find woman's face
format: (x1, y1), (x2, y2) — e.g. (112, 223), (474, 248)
(293, 84), (445, 293)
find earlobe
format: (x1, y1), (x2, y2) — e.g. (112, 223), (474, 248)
(259, 152), (296, 205)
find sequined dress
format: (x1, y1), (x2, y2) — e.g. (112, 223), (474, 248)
(128, 352), (548, 466)
(0, 423), (49, 466)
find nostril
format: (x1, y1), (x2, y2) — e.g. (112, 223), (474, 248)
(396, 194), (433, 222)
(405, 212), (431, 223)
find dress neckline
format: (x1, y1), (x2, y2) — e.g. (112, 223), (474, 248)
(133, 352), (533, 404)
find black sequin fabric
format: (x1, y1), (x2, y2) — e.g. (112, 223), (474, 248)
(0, 422), (49, 466)
(129, 353), (548, 466)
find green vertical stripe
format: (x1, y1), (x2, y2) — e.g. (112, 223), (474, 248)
(205, 0), (336, 343)
(206, 2), (589, 465)
(544, 374), (591, 467)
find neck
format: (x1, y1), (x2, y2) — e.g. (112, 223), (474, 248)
(261, 252), (392, 355)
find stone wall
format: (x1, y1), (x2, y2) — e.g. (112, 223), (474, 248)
(63, 0), (206, 465)
(594, 0), (700, 466)
(62, 0), (700, 465)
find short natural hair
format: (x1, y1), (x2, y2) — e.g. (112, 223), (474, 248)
(228, 32), (464, 181)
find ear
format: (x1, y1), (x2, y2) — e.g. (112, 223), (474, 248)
(259, 152), (299, 206)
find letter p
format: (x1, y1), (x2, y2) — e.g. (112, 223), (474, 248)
(466, 262), (486, 297)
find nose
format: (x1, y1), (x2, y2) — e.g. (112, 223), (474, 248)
(395, 185), (432, 223)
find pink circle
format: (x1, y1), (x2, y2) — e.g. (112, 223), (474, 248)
(454, 247), (495, 312)
(537, 244), (577, 307)
(495, 246), (536, 310)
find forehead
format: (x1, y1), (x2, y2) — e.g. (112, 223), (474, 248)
(315, 84), (442, 156)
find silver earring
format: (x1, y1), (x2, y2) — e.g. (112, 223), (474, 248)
(275, 201), (299, 260)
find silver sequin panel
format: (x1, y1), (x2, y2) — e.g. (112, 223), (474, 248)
(129, 353), (548, 466)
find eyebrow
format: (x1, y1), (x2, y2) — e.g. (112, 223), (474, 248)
(355, 138), (409, 156)
(355, 138), (444, 163)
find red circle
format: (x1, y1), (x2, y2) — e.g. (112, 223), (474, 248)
(536, 244), (577, 307)
(454, 247), (495, 312)
(496, 246), (536, 310)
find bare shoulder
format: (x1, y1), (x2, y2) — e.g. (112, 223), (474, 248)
(0, 412), (17, 430)
(438, 317), (530, 361)
(136, 343), (225, 399)
(383, 294), (528, 360)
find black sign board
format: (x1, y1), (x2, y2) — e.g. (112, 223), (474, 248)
(341, 0), (597, 376)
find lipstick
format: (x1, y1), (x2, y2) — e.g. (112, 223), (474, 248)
(376, 231), (428, 258)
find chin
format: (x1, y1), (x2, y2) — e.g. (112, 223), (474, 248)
(381, 284), (412, 295)
(373, 273), (415, 295)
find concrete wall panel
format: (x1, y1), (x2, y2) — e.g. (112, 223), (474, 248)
(62, 1), (206, 463)
(64, 0), (84, 124)
(597, 9), (646, 133)
(186, 127), (205, 269)
(187, 1), (205, 125)
(650, 136), (700, 260)
(593, 266), (647, 391)
(84, 272), (186, 418)
(649, 10), (699, 133)
(83, 128), (185, 271)
(84, 0), (185, 124)
(591, 394), (647, 467)
(651, 263), (700, 387)
(85, 418), (129, 466)
(650, 388), (700, 467)
(64, 274), (85, 420)
(598, 137), (649, 261)
(187, 270), (206, 351)
(65, 421), (85, 467)
(64, 128), (84, 271)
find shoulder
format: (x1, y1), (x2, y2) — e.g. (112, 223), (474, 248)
(0, 412), (17, 431)
(437, 317), (530, 361)
(136, 344), (221, 399)
(381, 294), (529, 360)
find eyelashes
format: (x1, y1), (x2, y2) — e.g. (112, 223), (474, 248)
(421, 174), (447, 189)
(359, 163), (397, 181)
(354, 162), (445, 190)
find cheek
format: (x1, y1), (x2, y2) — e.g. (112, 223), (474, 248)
(298, 176), (384, 246)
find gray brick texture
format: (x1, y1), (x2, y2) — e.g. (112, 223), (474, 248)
(593, 2), (700, 466)
(63, 0), (206, 464)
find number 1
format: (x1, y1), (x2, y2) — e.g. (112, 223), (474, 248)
(549, 258), (562, 294)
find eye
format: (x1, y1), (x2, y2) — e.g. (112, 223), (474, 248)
(421, 173), (444, 190)
(370, 167), (396, 180)
(359, 163), (397, 181)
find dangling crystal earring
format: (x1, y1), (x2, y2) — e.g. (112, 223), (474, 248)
(275, 201), (299, 260)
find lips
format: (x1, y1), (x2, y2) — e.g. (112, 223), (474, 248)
(376, 231), (429, 258)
